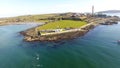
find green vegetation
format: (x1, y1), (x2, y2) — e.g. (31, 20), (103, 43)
(16, 14), (58, 22)
(37, 20), (87, 30)
(0, 14), (58, 23)
(0, 12), (87, 24)
(0, 12), (85, 23)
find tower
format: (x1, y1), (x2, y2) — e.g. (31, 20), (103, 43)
(92, 5), (94, 16)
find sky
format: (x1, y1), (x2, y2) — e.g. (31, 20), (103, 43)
(0, 0), (120, 17)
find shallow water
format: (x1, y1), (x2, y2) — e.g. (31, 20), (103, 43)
(1, 23), (120, 68)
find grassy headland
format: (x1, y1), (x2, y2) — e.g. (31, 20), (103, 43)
(0, 12), (87, 25)
(11, 12), (120, 41)
(37, 20), (87, 30)
(0, 13), (59, 24)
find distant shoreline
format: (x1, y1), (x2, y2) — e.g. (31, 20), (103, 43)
(0, 22), (45, 26)
(98, 10), (120, 13)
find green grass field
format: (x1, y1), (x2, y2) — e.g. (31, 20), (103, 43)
(37, 20), (87, 30)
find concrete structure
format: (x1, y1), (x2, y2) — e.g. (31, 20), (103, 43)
(92, 5), (94, 16)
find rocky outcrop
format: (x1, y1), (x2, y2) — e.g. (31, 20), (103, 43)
(100, 21), (118, 25)
(23, 30), (88, 41)
(21, 24), (95, 42)
(85, 16), (120, 24)
(21, 16), (120, 42)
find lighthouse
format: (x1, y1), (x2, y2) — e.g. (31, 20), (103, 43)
(92, 5), (94, 16)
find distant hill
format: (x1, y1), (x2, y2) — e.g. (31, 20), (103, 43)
(98, 10), (120, 13)
(0, 12), (82, 23)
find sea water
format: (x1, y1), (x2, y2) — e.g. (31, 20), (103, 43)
(0, 22), (120, 68)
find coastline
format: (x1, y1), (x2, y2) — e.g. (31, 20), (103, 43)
(21, 16), (120, 42)
(1, 15), (120, 42)
(21, 22), (98, 42)
(0, 22), (44, 26)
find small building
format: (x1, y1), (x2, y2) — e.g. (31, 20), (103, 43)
(55, 29), (64, 32)
(40, 29), (64, 33)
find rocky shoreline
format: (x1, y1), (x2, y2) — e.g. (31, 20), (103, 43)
(20, 23), (97, 42)
(1, 15), (119, 42)
(21, 16), (120, 42)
